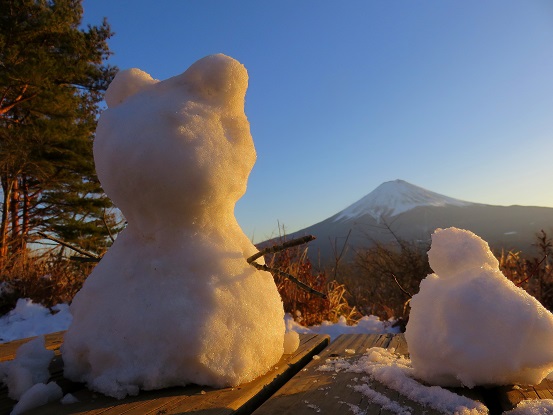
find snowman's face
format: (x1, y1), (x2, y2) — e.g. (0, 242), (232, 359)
(93, 55), (255, 225)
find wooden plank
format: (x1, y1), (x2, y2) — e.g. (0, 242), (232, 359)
(495, 379), (553, 412)
(251, 334), (490, 415)
(250, 334), (405, 415)
(0, 331), (65, 362)
(387, 331), (409, 356)
(2, 333), (329, 415)
(382, 335), (489, 410)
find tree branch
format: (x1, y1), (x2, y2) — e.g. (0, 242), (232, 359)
(247, 235), (315, 264)
(247, 235), (327, 299)
(0, 85), (38, 116)
(37, 231), (100, 260)
(391, 273), (412, 298)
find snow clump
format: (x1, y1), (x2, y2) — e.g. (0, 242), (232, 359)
(62, 54), (287, 399)
(0, 336), (55, 400)
(503, 399), (553, 415)
(286, 314), (400, 341)
(0, 299), (71, 343)
(405, 227), (553, 387)
(10, 382), (62, 415)
(0, 336), (62, 415)
(317, 347), (487, 415)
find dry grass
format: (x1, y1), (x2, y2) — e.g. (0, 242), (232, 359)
(334, 240), (430, 321)
(265, 239), (361, 326)
(498, 230), (553, 310)
(0, 252), (91, 315)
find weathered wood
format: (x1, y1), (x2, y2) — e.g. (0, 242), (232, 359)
(496, 378), (553, 412)
(251, 333), (491, 415)
(0, 331), (65, 362)
(1, 333), (329, 415)
(381, 334), (491, 410)
(5, 331), (553, 414)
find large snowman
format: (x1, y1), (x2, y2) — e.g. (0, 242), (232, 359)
(62, 54), (286, 399)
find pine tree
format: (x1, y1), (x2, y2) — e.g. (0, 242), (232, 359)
(0, 0), (119, 261)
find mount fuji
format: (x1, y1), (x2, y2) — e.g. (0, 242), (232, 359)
(274, 179), (553, 265)
(333, 180), (474, 222)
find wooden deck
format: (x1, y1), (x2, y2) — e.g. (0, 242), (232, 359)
(1, 332), (552, 414)
(0, 333), (329, 415)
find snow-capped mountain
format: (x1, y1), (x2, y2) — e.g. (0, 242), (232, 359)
(334, 180), (473, 222)
(269, 180), (553, 265)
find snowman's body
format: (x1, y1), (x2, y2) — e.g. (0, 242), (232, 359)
(405, 227), (553, 387)
(61, 55), (285, 399)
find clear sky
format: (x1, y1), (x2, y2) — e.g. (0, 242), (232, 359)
(81, 0), (553, 242)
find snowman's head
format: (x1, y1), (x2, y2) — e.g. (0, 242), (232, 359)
(428, 227), (499, 277)
(94, 55), (256, 229)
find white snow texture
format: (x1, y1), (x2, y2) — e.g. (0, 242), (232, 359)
(286, 314), (399, 341)
(504, 399), (553, 415)
(10, 382), (62, 415)
(318, 346), (487, 415)
(0, 299), (71, 343)
(0, 336), (54, 400)
(334, 179), (472, 222)
(61, 54), (286, 398)
(405, 227), (553, 387)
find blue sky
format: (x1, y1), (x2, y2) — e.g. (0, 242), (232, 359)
(82, 1), (553, 242)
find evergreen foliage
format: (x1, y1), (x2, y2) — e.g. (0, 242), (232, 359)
(0, 0), (120, 260)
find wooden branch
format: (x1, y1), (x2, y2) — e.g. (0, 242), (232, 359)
(516, 255), (548, 287)
(391, 273), (412, 298)
(37, 231), (100, 260)
(247, 235), (315, 264)
(247, 235), (327, 300)
(0, 86), (38, 116)
(70, 256), (101, 263)
(250, 261), (327, 300)
(102, 209), (115, 243)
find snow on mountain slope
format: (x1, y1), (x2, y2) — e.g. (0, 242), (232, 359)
(334, 179), (474, 222)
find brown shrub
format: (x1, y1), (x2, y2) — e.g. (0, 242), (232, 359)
(265, 239), (360, 326)
(498, 230), (553, 311)
(334, 240), (430, 321)
(0, 252), (92, 315)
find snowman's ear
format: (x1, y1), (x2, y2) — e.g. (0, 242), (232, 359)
(105, 68), (158, 108)
(179, 54), (248, 108)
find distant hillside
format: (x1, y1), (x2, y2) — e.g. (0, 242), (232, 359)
(272, 180), (553, 265)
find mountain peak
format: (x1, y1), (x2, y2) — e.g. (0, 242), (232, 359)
(334, 179), (473, 222)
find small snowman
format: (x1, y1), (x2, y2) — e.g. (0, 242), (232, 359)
(405, 227), (553, 387)
(62, 55), (286, 399)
